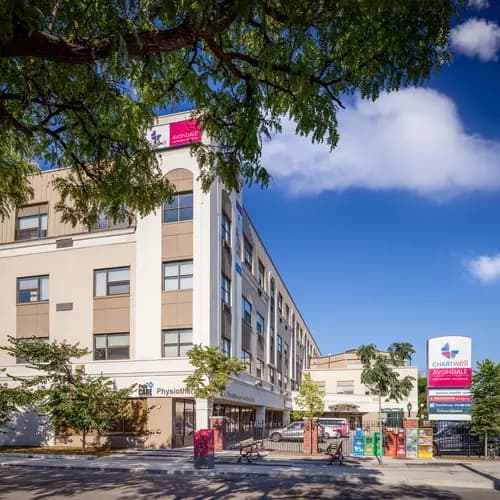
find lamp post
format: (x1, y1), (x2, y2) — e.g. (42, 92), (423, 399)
(407, 402), (412, 418)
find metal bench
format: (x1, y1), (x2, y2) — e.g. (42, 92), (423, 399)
(326, 439), (344, 465)
(237, 438), (264, 463)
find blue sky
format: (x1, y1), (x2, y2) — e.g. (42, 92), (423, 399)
(244, 1), (500, 372)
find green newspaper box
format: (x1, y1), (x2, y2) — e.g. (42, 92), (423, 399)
(364, 434), (374, 456)
(373, 432), (385, 457)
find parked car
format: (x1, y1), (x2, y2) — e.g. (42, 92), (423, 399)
(318, 418), (350, 439)
(269, 421), (326, 442)
(433, 423), (482, 456)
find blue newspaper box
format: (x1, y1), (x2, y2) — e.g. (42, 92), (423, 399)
(353, 428), (365, 456)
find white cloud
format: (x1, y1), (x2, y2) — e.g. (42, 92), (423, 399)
(468, 0), (489, 10)
(466, 255), (500, 283)
(450, 18), (500, 62)
(262, 88), (500, 198)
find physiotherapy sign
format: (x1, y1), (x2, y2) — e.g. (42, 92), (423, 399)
(427, 336), (472, 389)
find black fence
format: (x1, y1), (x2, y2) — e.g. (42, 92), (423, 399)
(432, 421), (497, 457)
(224, 420), (308, 454)
(222, 418), (498, 458)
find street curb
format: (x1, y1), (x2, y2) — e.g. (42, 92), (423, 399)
(0, 461), (497, 490)
(0, 453), (95, 461)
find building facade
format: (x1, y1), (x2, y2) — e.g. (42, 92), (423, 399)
(301, 349), (418, 427)
(0, 111), (320, 448)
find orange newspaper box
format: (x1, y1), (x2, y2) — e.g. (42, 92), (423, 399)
(384, 430), (398, 457)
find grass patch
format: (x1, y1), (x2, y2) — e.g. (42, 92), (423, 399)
(0, 446), (114, 457)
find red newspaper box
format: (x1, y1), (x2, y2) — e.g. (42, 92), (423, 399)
(396, 429), (406, 457)
(194, 429), (215, 469)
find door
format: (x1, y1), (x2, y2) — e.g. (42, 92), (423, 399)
(173, 399), (196, 448)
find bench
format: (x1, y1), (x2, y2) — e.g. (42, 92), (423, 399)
(326, 440), (344, 465)
(237, 438), (264, 463)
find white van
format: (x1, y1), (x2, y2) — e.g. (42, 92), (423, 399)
(318, 418), (350, 439)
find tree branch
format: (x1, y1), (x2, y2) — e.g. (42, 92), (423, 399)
(0, 9), (236, 64)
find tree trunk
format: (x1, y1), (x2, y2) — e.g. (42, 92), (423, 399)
(485, 431), (488, 459)
(378, 394), (383, 465)
(82, 429), (86, 454)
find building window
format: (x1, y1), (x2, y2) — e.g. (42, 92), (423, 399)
(94, 267), (130, 296)
(241, 350), (252, 373)
(94, 212), (129, 231)
(163, 192), (193, 223)
(221, 337), (231, 357)
(277, 335), (283, 353)
(243, 237), (253, 270)
(336, 380), (355, 395)
(256, 313), (265, 336)
(315, 381), (326, 392)
(221, 274), (231, 305)
(16, 208), (48, 241)
(284, 376), (289, 390)
(278, 371), (282, 388)
(17, 275), (49, 303)
(269, 367), (275, 384)
(285, 304), (290, 325)
(277, 293), (283, 316)
(242, 296), (252, 323)
(270, 279), (275, 312)
(257, 260), (265, 288)
(163, 260), (193, 291)
(256, 359), (264, 378)
(94, 333), (130, 360)
(162, 329), (192, 357)
(221, 212), (231, 246)
(284, 341), (289, 358)
(15, 337), (49, 364)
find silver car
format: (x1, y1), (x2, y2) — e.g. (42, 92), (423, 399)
(269, 421), (325, 442)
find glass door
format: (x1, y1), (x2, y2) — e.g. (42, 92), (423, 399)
(173, 399), (196, 448)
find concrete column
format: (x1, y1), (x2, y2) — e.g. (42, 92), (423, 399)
(256, 406), (266, 425)
(195, 398), (211, 430)
(283, 409), (291, 425)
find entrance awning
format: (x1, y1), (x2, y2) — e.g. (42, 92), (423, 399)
(327, 404), (362, 413)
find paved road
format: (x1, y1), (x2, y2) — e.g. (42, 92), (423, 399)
(0, 466), (498, 499)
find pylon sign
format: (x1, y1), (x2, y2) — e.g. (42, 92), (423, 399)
(427, 336), (472, 421)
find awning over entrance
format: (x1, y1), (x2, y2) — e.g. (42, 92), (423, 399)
(327, 403), (363, 414)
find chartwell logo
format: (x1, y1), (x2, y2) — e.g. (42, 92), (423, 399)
(441, 343), (459, 360)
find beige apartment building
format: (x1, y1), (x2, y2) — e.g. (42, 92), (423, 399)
(300, 349), (418, 427)
(0, 111), (320, 448)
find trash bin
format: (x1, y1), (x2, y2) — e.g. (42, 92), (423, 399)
(194, 429), (215, 469)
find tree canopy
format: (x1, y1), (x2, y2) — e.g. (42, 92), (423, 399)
(470, 359), (500, 439)
(1, 337), (134, 452)
(0, 0), (459, 226)
(357, 343), (416, 403)
(184, 344), (246, 401)
(294, 372), (325, 418)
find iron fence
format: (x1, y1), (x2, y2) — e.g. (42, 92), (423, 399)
(221, 418), (497, 458)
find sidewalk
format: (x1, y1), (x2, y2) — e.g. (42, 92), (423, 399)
(0, 450), (499, 491)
